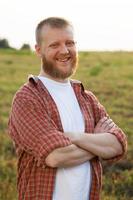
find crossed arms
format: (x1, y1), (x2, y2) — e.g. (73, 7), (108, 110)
(8, 92), (127, 169)
(45, 117), (124, 168)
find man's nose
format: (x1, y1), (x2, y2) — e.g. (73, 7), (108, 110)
(59, 44), (69, 54)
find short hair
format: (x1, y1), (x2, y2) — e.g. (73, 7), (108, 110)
(35, 17), (73, 45)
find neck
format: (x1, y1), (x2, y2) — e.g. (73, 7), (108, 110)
(39, 69), (68, 83)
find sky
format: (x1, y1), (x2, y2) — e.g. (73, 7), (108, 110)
(0, 0), (133, 51)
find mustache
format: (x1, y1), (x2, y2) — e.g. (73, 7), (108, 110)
(55, 53), (71, 58)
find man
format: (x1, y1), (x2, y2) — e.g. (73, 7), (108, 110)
(8, 17), (127, 200)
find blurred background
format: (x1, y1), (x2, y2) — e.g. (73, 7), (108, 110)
(0, 0), (133, 199)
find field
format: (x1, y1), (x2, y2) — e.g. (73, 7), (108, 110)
(0, 49), (133, 199)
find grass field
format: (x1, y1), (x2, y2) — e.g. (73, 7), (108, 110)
(0, 49), (133, 199)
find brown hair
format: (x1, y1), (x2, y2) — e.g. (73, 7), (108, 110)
(35, 17), (73, 45)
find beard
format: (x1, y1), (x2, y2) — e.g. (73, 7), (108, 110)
(42, 54), (78, 80)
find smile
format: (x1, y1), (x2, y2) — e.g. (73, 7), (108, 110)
(56, 57), (71, 62)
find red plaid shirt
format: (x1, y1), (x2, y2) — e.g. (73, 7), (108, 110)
(8, 75), (127, 200)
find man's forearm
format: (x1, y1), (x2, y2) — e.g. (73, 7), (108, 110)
(72, 133), (123, 159)
(45, 144), (95, 168)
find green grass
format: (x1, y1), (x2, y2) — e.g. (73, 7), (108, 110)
(0, 49), (132, 199)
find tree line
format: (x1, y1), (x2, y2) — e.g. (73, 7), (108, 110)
(0, 38), (31, 50)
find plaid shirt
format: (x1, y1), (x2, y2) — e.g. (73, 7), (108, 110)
(8, 75), (127, 200)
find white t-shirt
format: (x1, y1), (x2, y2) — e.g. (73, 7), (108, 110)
(38, 76), (91, 200)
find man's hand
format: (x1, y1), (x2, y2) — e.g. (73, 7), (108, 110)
(65, 117), (117, 140)
(94, 117), (117, 133)
(65, 117), (122, 159)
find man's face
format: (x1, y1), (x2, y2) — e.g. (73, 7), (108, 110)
(36, 25), (78, 81)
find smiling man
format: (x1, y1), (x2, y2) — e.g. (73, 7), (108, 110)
(8, 17), (127, 200)
(35, 18), (77, 81)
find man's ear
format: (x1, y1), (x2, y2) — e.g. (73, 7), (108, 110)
(35, 44), (42, 57)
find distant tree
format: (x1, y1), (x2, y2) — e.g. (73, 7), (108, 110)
(20, 43), (31, 50)
(0, 38), (10, 48)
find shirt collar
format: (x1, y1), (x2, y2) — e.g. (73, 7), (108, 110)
(28, 74), (85, 93)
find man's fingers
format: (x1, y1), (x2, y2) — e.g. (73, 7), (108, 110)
(97, 117), (116, 128)
(103, 119), (114, 128)
(98, 117), (108, 127)
(103, 120), (117, 131)
(94, 117), (117, 133)
(105, 122), (115, 130)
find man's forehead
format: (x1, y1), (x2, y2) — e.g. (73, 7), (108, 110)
(41, 25), (74, 41)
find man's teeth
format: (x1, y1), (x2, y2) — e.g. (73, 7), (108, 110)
(57, 57), (70, 62)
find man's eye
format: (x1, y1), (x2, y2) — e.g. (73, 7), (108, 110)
(50, 43), (59, 48)
(66, 41), (76, 47)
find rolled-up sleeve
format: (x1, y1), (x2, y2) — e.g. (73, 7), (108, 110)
(85, 90), (127, 163)
(8, 95), (72, 167)
(105, 127), (127, 163)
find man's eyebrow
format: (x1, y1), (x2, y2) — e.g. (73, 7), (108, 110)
(66, 39), (77, 43)
(49, 41), (59, 46)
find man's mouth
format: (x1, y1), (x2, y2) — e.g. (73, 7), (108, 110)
(56, 56), (71, 63)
